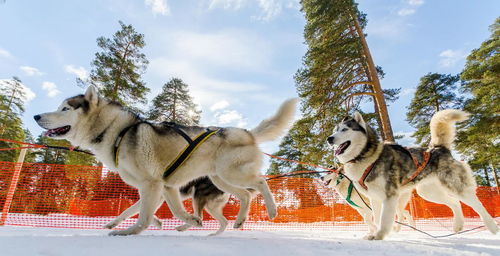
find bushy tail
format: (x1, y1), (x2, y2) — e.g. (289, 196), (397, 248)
(250, 98), (298, 143)
(429, 109), (469, 149)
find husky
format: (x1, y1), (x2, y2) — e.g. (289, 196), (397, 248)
(34, 86), (297, 236)
(327, 110), (499, 240)
(104, 176), (239, 236)
(322, 170), (414, 237)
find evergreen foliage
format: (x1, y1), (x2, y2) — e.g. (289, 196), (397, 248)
(406, 73), (462, 146)
(456, 17), (500, 187)
(87, 21), (149, 108)
(148, 78), (201, 126)
(268, 0), (397, 174)
(0, 77), (27, 162)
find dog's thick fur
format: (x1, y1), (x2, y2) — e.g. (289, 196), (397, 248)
(35, 86), (297, 236)
(322, 171), (414, 237)
(327, 110), (499, 240)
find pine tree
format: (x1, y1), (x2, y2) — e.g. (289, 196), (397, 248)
(457, 17), (500, 190)
(406, 73), (462, 146)
(268, 0), (400, 174)
(298, 0), (395, 142)
(0, 77), (27, 162)
(147, 78), (201, 126)
(87, 21), (149, 107)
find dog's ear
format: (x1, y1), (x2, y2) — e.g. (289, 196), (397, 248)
(353, 111), (366, 129)
(341, 116), (350, 122)
(84, 85), (99, 106)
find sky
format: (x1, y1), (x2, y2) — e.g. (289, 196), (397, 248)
(0, 0), (499, 164)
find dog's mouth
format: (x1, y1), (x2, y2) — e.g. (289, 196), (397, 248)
(324, 178), (332, 186)
(335, 141), (351, 156)
(43, 126), (71, 137)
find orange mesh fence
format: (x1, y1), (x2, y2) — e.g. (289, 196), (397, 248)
(0, 161), (498, 232)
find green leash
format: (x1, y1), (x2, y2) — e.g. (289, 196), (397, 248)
(336, 173), (361, 208)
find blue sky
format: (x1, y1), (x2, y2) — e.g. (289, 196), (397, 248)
(0, 0), (499, 160)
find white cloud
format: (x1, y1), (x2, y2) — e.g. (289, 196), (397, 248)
(397, 0), (424, 17)
(0, 48), (12, 59)
(214, 109), (247, 127)
(438, 49), (467, 68)
(64, 65), (89, 80)
(207, 0), (299, 21)
(42, 81), (61, 98)
(397, 8), (415, 16)
(210, 100), (230, 111)
(401, 88), (416, 96)
(171, 31), (271, 70)
(20, 66), (44, 76)
(408, 0), (424, 6)
(0, 78), (36, 103)
(145, 0), (170, 16)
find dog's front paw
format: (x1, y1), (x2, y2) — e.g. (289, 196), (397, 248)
(175, 224), (191, 232)
(365, 231), (386, 240)
(184, 215), (202, 227)
(267, 206), (277, 220)
(152, 217), (162, 229)
(233, 217), (247, 229)
(103, 221), (118, 229)
(108, 229), (139, 236)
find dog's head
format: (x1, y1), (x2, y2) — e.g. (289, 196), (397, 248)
(326, 112), (369, 163)
(34, 86), (100, 141)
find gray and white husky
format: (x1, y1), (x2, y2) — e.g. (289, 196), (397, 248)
(327, 110), (499, 240)
(322, 170), (414, 237)
(34, 86), (297, 236)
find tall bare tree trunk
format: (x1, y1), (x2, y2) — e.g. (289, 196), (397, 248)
(490, 162), (499, 194)
(483, 167), (491, 186)
(352, 15), (394, 142)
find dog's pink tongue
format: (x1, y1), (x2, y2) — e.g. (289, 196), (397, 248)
(43, 129), (54, 137)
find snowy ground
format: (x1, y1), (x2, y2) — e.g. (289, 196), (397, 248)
(0, 226), (499, 256)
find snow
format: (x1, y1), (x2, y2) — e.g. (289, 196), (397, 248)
(0, 227), (498, 256)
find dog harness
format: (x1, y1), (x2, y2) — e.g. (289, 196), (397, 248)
(354, 148), (432, 190)
(336, 173), (361, 208)
(113, 122), (220, 179)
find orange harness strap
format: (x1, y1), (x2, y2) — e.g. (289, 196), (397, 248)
(358, 162), (376, 190)
(401, 151), (431, 186)
(357, 150), (431, 191)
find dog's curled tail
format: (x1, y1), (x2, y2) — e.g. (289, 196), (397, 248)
(250, 98), (298, 143)
(429, 109), (469, 149)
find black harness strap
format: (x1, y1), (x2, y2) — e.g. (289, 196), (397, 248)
(163, 128), (219, 179)
(113, 121), (144, 166)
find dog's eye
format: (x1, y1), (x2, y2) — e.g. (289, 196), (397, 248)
(61, 107), (70, 111)
(341, 128), (347, 132)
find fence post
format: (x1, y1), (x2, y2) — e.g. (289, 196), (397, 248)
(0, 148), (27, 225)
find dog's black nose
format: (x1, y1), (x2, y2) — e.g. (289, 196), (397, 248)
(327, 136), (334, 144)
(320, 176), (325, 181)
(33, 115), (41, 121)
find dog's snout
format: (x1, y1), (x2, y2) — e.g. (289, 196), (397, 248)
(33, 115), (41, 121)
(327, 136), (334, 144)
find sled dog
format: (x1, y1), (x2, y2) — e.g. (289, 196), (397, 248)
(322, 170), (414, 237)
(35, 86), (296, 236)
(326, 110), (499, 240)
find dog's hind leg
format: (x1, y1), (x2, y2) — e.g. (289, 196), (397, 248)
(209, 175), (251, 229)
(163, 186), (203, 227)
(246, 177), (277, 220)
(206, 195), (230, 236)
(109, 181), (163, 236)
(104, 198), (164, 229)
(417, 183), (465, 232)
(176, 196), (206, 232)
(457, 189), (499, 234)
